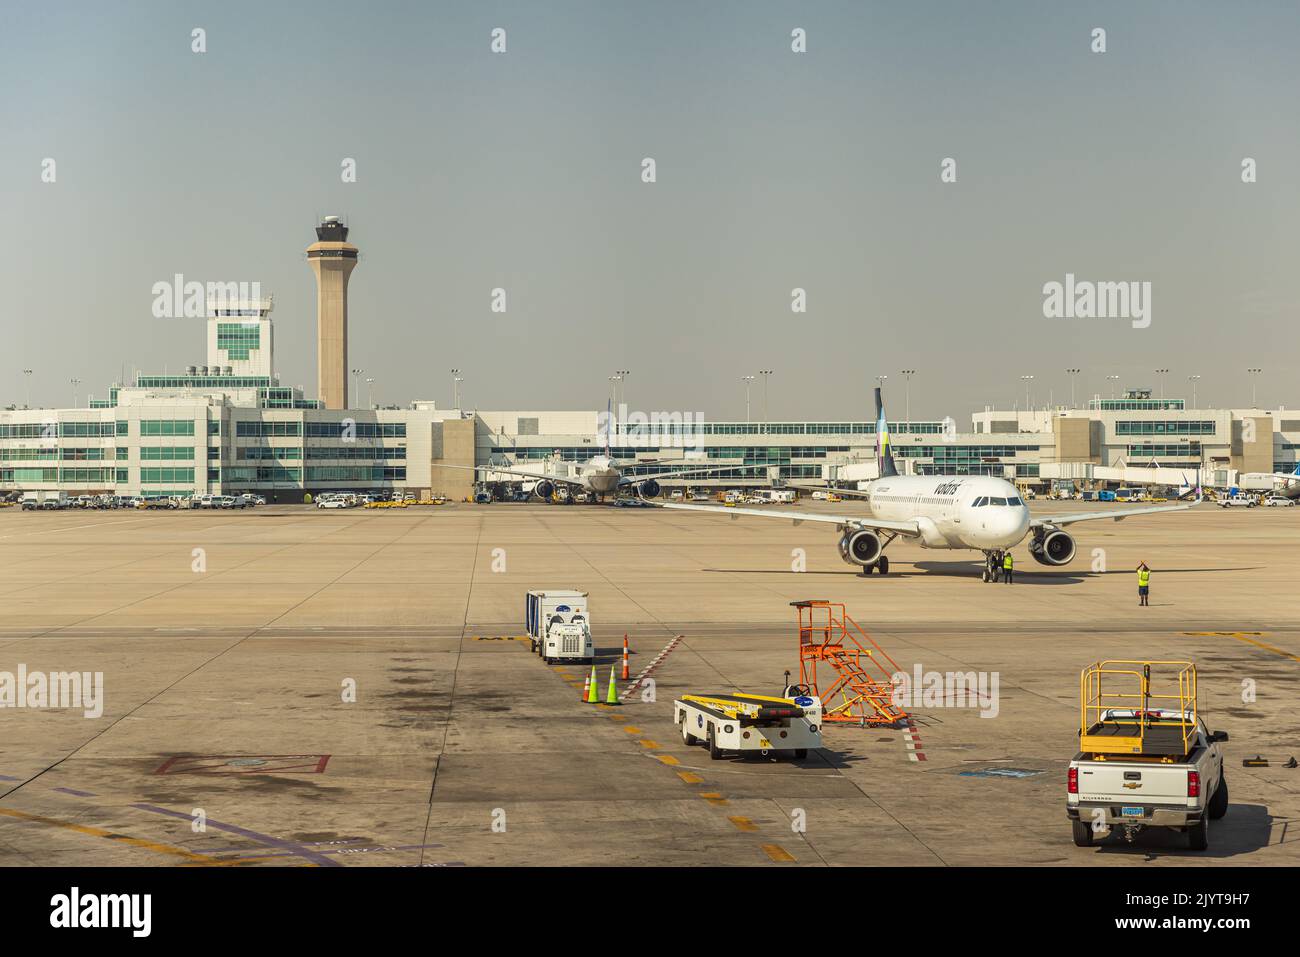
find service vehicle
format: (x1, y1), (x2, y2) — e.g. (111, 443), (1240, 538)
(1067, 660), (1228, 851)
(525, 589), (594, 663)
(675, 691), (823, 761)
(1218, 494), (1256, 508)
(1263, 495), (1295, 507)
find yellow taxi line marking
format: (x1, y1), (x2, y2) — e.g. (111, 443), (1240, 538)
(0, 807), (238, 866)
(622, 726), (641, 734)
(728, 815), (759, 832)
(676, 771), (704, 784)
(762, 844), (796, 862)
(701, 793), (729, 806)
(1181, 631), (1300, 663)
(655, 754), (680, 766)
(638, 739), (660, 749)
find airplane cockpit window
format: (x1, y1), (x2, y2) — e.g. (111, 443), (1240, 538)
(973, 496), (987, 506)
(988, 497), (1007, 506)
(1007, 496), (1023, 506)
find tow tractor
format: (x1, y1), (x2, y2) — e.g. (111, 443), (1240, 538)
(674, 692), (823, 761)
(1067, 660), (1229, 850)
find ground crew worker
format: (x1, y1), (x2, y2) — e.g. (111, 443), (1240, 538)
(1137, 561), (1150, 606)
(1002, 551), (1014, 584)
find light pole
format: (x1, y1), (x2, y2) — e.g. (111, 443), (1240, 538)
(1106, 375), (1120, 400)
(901, 369), (916, 429)
(758, 370), (773, 426)
(1187, 375), (1201, 409)
(1247, 368), (1262, 407)
(451, 369), (462, 408)
(1065, 368), (1081, 408)
(1154, 368), (1169, 404)
(741, 375), (755, 424)
(365, 377), (375, 409)
(350, 368), (364, 409)
(614, 370), (630, 415)
(1020, 375), (1034, 412)
(22, 369), (32, 409)
(69, 377), (81, 408)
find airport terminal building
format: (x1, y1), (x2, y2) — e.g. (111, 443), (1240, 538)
(5, 219), (1297, 501)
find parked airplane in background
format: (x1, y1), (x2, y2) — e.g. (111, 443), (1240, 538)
(458, 402), (737, 503)
(663, 388), (1201, 582)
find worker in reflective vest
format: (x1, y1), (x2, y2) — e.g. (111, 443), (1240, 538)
(1002, 551), (1014, 584)
(1137, 562), (1150, 606)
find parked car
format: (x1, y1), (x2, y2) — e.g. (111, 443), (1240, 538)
(1263, 495), (1296, 507)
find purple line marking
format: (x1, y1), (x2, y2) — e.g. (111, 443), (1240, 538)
(52, 787), (97, 797)
(131, 804), (341, 867)
(0, 775), (20, 781)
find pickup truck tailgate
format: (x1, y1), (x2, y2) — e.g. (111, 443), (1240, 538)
(1077, 763), (1191, 802)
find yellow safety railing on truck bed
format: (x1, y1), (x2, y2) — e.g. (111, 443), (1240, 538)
(1079, 660), (1197, 757)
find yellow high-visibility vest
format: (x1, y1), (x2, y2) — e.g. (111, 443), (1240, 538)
(1138, 569), (1150, 586)
(1003, 554), (1013, 569)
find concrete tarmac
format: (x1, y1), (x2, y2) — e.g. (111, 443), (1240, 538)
(0, 500), (1296, 866)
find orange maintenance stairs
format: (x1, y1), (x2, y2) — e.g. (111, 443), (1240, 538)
(790, 600), (908, 727)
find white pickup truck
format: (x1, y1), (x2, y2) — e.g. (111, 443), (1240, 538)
(1067, 708), (1229, 850)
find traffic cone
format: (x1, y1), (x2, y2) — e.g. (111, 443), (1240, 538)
(586, 665), (599, 703)
(621, 634), (630, 680)
(581, 671), (590, 701)
(606, 665), (619, 705)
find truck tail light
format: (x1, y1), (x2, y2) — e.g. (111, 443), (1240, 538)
(1187, 770), (1200, 798)
(1067, 767), (1078, 794)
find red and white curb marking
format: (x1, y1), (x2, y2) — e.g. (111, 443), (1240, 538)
(619, 635), (684, 701)
(902, 717), (927, 762)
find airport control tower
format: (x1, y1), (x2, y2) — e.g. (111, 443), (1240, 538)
(307, 216), (358, 410)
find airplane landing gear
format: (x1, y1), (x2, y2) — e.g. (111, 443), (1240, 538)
(982, 550), (1004, 583)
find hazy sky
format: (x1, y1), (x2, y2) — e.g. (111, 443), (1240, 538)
(4, 1), (1298, 420)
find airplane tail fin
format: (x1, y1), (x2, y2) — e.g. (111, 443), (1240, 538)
(875, 387), (899, 478)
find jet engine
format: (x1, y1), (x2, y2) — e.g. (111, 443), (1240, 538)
(533, 480), (555, 501)
(636, 479), (662, 500)
(837, 528), (882, 567)
(1029, 528), (1076, 566)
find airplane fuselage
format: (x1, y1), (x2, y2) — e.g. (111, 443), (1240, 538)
(861, 475), (1031, 551)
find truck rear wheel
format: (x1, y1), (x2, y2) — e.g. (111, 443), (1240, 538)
(707, 726), (723, 760)
(1208, 774), (1229, 820)
(1071, 820), (1094, 847)
(1187, 815), (1209, 851)
(682, 722), (699, 746)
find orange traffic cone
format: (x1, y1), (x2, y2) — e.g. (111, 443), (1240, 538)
(621, 634), (630, 680)
(581, 671), (590, 701)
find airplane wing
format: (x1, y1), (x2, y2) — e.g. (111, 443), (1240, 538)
(438, 463), (587, 487)
(660, 502), (921, 535)
(1031, 497), (1201, 528)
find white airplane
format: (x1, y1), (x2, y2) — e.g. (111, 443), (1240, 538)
(662, 388), (1201, 582)
(459, 404), (739, 503)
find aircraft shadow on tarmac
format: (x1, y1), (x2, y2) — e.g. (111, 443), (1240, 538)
(1086, 803), (1273, 860)
(701, 564), (1260, 586)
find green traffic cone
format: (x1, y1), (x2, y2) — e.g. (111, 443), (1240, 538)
(605, 665), (619, 705)
(586, 664), (599, 703)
